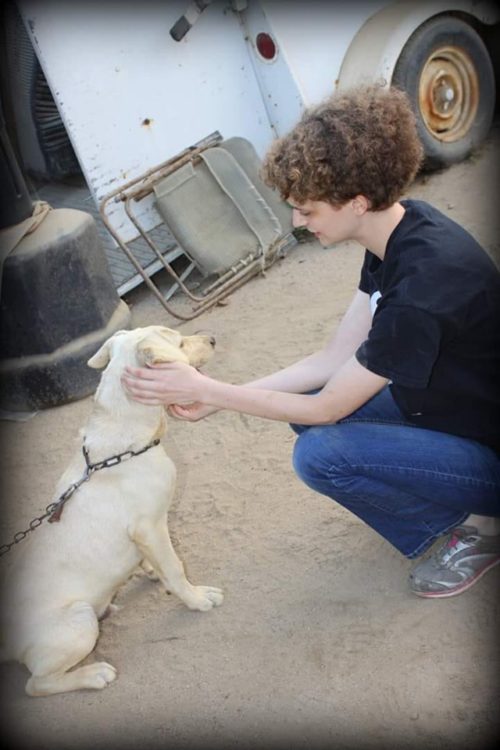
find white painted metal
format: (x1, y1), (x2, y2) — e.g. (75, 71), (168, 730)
(256, 0), (389, 107)
(18, 0), (277, 241)
(237, 2), (306, 137)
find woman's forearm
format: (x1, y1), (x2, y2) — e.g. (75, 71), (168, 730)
(202, 356), (388, 425)
(244, 349), (335, 393)
(122, 291), (375, 420)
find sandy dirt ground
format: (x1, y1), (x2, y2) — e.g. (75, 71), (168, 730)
(1, 124), (499, 750)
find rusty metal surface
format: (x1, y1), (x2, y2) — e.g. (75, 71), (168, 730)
(418, 46), (479, 142)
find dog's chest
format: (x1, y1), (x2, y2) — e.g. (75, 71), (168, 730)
(90, 446), (175, 504)
(116, 451), (176, 515)
(45, 448), (176, 535)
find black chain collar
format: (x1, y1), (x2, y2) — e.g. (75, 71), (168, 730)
(81, 439), (161, 474)
(0, 438), (161, 556)
(48, 438), (161, 522)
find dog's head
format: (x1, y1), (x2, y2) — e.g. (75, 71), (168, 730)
(87, 326), (216, 371)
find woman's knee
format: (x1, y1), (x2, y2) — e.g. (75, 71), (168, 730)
(292, 427), (344, 488)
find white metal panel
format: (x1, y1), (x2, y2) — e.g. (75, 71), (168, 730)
(18, 0), (278, 240)
(259, 0), (388, 106)
(237, 2), (305, 137)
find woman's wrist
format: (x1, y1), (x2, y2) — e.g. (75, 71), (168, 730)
(197, 373), (221, 406)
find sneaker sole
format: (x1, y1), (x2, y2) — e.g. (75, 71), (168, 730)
(411, 556), (500, 599)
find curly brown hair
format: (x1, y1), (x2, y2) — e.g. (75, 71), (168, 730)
(261, 84), (423, 210)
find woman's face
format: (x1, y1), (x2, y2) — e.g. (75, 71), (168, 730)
(289, 198), (361, 247)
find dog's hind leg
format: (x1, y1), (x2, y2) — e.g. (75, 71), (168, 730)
(24, 601), (117, 696)
(131, 518), (223, 611)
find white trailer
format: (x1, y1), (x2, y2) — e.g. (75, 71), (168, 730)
(3, 0), (499, 299)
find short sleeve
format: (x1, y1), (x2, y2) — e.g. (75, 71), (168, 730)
(355, 304), (442, 388)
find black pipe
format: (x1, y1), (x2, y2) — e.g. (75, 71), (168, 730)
(0, 100), (33, 230)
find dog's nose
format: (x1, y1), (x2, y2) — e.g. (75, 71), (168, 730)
(194, 329), (216, 347)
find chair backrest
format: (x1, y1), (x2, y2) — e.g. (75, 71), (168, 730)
(153, 138), (291, 277)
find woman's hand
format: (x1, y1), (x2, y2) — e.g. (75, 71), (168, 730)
(122, 361), (208, 406)
(167, 403), (219, 422)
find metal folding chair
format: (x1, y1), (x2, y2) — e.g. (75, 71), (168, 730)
(99, 132), (295, 320)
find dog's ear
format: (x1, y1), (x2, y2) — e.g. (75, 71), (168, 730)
(88, 330), (129, 369)
(87, 340), (112, 369)
(137, 340), (189, 366)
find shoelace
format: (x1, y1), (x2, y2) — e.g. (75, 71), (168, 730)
(435, 529), (478, 567)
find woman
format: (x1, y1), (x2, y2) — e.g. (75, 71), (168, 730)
(123, 85), (500, 598)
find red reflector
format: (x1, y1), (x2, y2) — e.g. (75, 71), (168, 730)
(256, 32), (277, 61)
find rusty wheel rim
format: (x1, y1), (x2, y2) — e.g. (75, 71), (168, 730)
(419, 46), (479, 143)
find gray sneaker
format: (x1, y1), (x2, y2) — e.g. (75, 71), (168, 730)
(409, 525), (500, 598)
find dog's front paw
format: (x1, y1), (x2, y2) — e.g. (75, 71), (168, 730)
(188, 585), (224, 611)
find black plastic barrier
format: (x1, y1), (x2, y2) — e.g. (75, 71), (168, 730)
(0, 208), (130, 411)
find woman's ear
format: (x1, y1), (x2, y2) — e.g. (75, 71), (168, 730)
(351, 195), (370, 215)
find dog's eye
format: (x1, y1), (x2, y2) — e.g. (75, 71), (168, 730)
(179, 341), (184, 348)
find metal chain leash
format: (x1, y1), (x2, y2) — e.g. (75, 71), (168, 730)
(0, 474), (93, 557)
(0, 438), (160, 558)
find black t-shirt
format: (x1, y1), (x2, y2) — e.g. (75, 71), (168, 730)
(355, 199), (500, 451)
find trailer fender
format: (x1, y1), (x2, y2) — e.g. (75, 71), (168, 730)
(337, 0), (499, 90)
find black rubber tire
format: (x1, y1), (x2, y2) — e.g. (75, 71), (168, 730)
(392, 16), (495, 169)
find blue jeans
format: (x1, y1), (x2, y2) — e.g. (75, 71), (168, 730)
(291, 387), (500, 558)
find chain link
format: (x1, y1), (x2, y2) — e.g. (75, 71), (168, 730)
(0, 476), (90, 557)
(0, 438), (160, 558)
